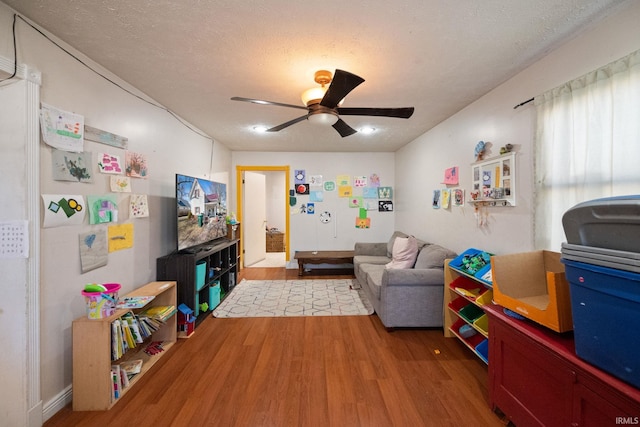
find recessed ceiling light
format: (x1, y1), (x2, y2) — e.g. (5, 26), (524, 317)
(252, 125), (268, 133)
(359, 126), (376, 134)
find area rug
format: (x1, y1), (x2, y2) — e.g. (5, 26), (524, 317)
(212, 278), (374, 318)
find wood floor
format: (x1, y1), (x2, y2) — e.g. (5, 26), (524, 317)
(44, 268), (506, 427)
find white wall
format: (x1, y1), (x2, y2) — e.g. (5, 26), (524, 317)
(0, 2), (232, 423)
(233, 152), (396, 266)
(395, 1), (640, 256)
(265, 171), (285, 232)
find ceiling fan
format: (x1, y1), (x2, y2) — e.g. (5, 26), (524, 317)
(231, 69), (414, 137)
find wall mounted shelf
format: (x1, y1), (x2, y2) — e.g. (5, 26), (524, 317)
(470, 152), (516, 207)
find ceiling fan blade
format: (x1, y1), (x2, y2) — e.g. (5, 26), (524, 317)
(337, 107), (415, 119)
(332, 119), (358, 137)
(320, 70), (365, 109)
(266, 114), (309, 132)
(231, 96), (308, 111)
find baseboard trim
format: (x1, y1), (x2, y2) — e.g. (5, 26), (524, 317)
(42, 386), (72, 422)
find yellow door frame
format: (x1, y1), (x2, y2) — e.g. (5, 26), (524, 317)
(236, 165), (290, 268)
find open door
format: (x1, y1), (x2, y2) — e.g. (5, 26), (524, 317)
(243, 171), (267, 266)
(236, 165), (290, 268)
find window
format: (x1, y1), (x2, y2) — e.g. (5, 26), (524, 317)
(534, 49), (640, 250)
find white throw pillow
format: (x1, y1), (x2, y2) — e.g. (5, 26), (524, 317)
(386, 236), (419, 269)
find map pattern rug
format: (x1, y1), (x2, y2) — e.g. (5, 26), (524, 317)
(212, 278), (374, 318)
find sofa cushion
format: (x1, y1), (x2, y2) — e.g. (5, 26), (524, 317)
(386, 236), (419, 269)
(414, 244), (458, 269)
(360, 263), (385, 300)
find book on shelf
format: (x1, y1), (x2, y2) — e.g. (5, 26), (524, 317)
(111, 365), (122, 400)
(111, 319), (125, 361)
(121, 312), (143, 344)
(120, 359), (143, 380)
(138, 305), (176, 322)
(116, 295), (155, 309)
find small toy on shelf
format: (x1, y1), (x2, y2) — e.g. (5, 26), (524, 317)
(474, 141), (486, 160)
(499, 143), (513, 155)
(177, 303), (196, 338)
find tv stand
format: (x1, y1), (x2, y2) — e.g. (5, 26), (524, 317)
(157, 238), (240, 328)
(178, 248), (200, 255)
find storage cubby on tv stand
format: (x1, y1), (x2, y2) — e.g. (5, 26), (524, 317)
(156, 237), (240, 328)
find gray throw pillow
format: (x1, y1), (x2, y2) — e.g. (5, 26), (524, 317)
(414, 245), (457, 269)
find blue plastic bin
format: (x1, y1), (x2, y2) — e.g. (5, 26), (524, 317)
(562, 258), (640, 389)
(195, 260), (207, 291)
(209, 282), (221, 309)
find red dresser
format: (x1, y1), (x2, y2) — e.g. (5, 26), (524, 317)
(485, 303), (640, 426)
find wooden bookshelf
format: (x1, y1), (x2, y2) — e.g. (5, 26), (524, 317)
(72, 281), (177, 411)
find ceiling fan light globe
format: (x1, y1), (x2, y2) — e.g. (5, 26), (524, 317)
(308, 112), (339, 126)
(301, 87), (327, 106)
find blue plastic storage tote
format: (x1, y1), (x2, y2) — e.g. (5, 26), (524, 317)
(562, 258), (640, 389)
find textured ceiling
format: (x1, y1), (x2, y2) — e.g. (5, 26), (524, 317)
(2, 0), (630, 152)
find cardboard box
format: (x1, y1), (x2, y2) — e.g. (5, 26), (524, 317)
(491, 250), (573, 332)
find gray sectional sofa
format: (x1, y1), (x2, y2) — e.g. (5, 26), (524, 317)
(354, 231), (457, 329)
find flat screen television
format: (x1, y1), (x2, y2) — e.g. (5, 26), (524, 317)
(176, 173), (228, 252)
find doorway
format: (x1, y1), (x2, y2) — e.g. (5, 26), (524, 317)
(236, 165), (290, 268)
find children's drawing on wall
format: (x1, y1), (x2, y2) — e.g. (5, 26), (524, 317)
(324, 181), (336, 191)
(125, 151), (148, 178)
(336, 175), (350, 186)
(432, 190), (441, 209)
(353, 176), (367, 187)
(42, 194), (86, 228)
(39, 103), (84, 152)
(338, 186), (352, 198)
(51, 149), (93, 182)
(84, 125), (128, 149)
(355, 217), (370, 229)
(377, 187), (392, 200)
(308, 175), (323, 186)
(306, 203), (315, 214)
(309, 191), (323, 202)
(443, 166), (459, 185)
(79, 229), (107, 273)
(362, 187), (378, 199)
(130, 194), (149, 218)
(294, 169), (306, 184)
(369, 173), (381, 187)
(110, 176), (131, 193)
(453, 189), (465, 206)
(349, 196), (363, 208)
(355, 208), (370, 228)
(295, 183), (309, 194)
(364, 200), (378, 210)
(378, 200), (394, 212)
(441, 189), (451, 209)
(88, 194), (119, 224)
(108, 223), (134, 252)
(98, 152), (123, 174)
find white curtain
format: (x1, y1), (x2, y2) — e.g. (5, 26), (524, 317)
(534, 49), (640, 251)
